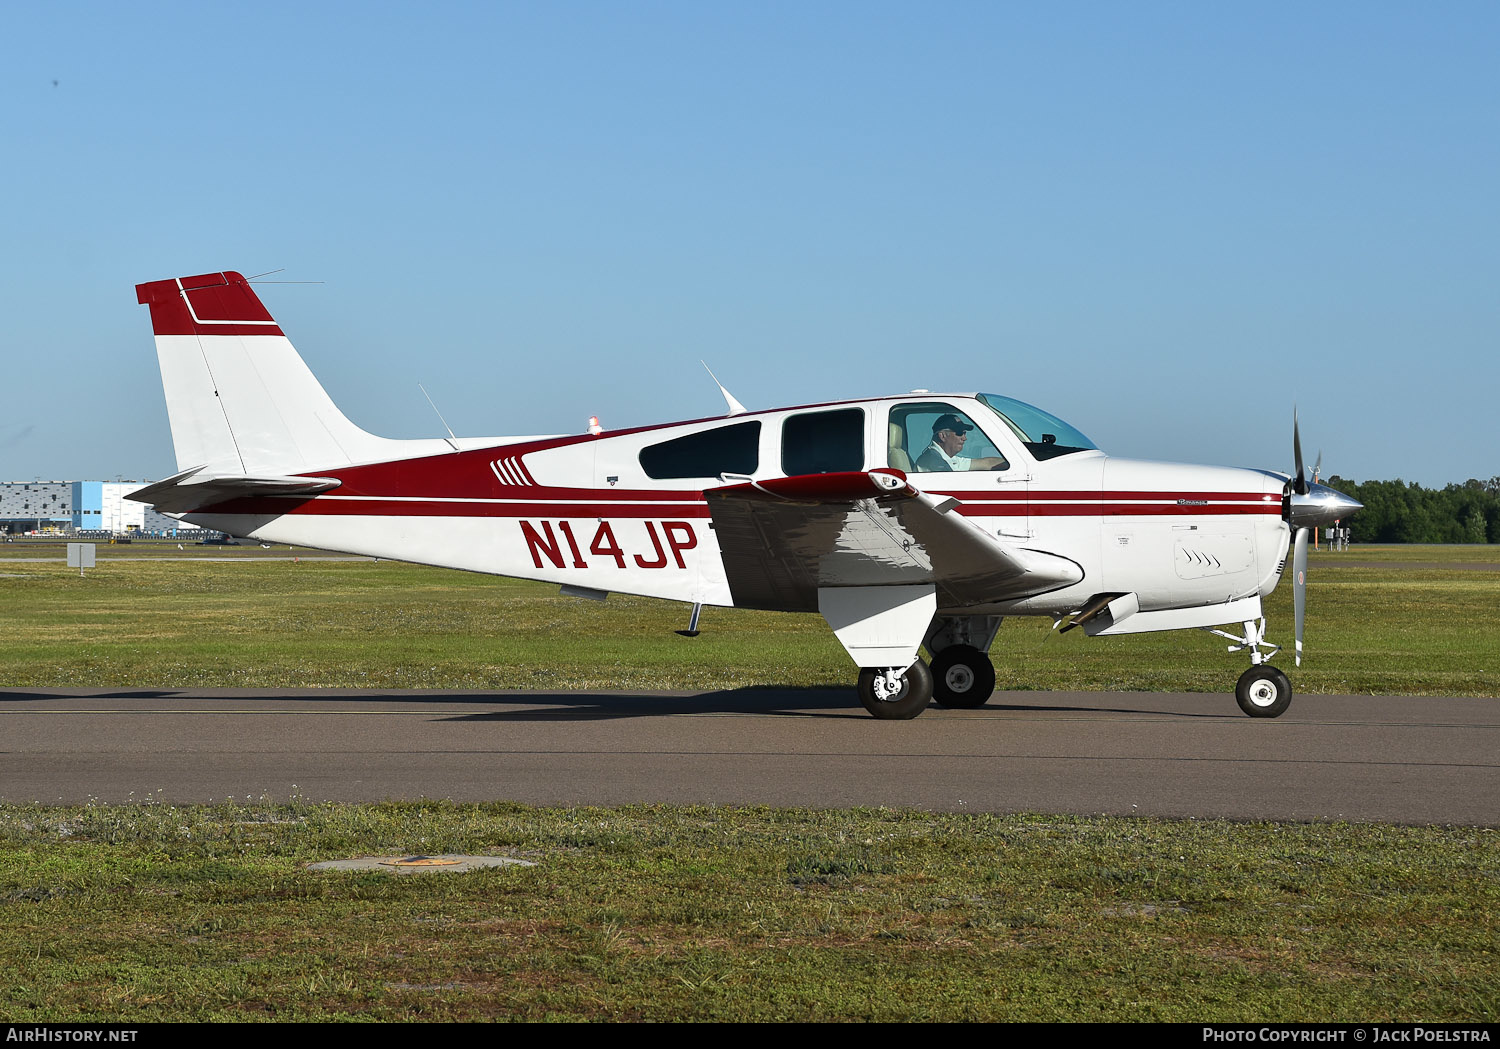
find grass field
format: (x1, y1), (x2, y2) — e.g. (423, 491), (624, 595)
(1, 801), (1496, 1022)
(1, 541), (1496, 1021)
(0, 540), (1496, 696)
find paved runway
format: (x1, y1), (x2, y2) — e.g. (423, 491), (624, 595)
(2, 687), (1495, 824)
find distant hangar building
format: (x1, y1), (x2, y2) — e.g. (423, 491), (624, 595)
(0, 480), (199, 535)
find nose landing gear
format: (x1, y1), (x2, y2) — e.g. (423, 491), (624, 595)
(1235, 664), (1292, 718)
(1206, 617), (1293, 718)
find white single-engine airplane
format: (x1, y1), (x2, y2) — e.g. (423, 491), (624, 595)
(130, 270), (1360, 719)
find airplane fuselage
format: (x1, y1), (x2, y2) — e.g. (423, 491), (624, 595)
(183, 392), (1291, 629)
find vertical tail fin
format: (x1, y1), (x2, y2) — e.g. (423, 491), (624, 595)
(136, 271), (396, 475)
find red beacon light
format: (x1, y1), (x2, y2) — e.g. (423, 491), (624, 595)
(587, 416), (603, 435)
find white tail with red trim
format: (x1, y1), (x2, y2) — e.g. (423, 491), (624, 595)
(136, 271), (456, 476)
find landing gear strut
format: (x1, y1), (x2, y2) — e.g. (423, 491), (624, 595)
(856, 661), (934, 720)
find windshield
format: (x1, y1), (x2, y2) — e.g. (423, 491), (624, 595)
(977, 394), (1098, 461)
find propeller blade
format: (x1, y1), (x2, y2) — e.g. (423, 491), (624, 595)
(1291, 410), (1308, 495)
(1293, 526), (1309, 667)
(1312, 449), (1322, 485)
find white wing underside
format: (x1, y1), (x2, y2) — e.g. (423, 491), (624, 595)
(706, 476), (1082, 613)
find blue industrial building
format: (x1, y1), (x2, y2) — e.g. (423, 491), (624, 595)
(0, 480), (195, 535)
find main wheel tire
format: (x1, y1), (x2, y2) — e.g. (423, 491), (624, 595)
(1235, 665), (1292, 718)
(930, 645), (996, 709)
(856, 660), (934, 720)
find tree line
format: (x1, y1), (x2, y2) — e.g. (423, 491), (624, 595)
(1322, 476), (1500, 544)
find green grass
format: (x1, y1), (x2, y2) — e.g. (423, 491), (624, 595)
(0, 542), (1495, 696)
(1, 801), (1495, 1021)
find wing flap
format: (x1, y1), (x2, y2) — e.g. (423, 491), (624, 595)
(706, 470), (1081, 611)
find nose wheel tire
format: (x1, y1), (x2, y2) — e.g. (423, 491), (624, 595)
(1235, 665), (1292, 718)
(856, 660), (934, 720)
(930, 645), (996, 709)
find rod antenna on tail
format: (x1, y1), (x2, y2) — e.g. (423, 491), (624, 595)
(244, 268), (324, 285)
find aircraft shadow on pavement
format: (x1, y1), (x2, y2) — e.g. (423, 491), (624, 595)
(0, 686), (860, 719)
(438, 689), (871, 721)
(530, 692), (1220, 720)
(0, 688), (1230, 720)
(438, 694), (1233, 721)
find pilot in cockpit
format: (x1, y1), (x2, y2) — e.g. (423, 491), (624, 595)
(914, 414), (1008, 472)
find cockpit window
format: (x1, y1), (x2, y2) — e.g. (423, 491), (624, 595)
(977, 394), (1097, 461)
(890, 402), (1009, 473)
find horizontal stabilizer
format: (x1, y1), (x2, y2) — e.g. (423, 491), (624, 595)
(126, 466), (341, 513)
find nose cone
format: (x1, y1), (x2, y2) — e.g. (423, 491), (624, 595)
(1289, 482), (1362, 530)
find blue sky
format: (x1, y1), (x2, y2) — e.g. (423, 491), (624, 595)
(2, 2), (1495, 487)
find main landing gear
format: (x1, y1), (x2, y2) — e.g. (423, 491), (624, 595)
(856, 617), (1001, 720)
(930, 645), (996, 709)
(856, 646), (998, 719)
(857, 662), (935, 720)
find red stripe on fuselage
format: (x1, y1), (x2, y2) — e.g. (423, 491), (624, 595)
(291, 440), (693, 501)
(935, 490), (1278, 503)
(957, 503), (1281, 518)
(932, 488), (1280, 517)
(191, 484), (1278, 521)
(196, 496), (713, 519)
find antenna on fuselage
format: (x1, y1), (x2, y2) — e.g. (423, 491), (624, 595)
(418, 383), (460, 452)
(701, 362), (747, 416)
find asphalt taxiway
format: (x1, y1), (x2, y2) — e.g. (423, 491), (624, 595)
(2, 687), (1495, 824)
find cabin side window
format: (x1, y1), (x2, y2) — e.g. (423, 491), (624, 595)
(781, 408), (865, 476)
(638, 421), (762, 480)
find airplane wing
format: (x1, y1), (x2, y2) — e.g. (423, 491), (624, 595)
(125, 465), (341, 514)
(705, 469), (1082, 612)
